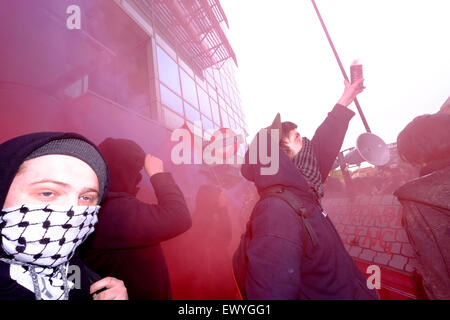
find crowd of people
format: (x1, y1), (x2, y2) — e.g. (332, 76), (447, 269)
(0, 78), (448, 300)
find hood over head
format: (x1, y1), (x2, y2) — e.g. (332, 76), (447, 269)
(395, 163), (450, 211)
(97, 138), (145, 196)
(240, 113), (310, 194)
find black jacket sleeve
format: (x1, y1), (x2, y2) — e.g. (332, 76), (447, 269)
(311, 104), (355, 182)
(90, 172), (192, 249)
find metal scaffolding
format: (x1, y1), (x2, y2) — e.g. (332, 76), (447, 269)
(134, 0), (237, 72)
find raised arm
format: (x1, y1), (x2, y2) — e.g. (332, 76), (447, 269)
(90, 154), (192, 248)
(311, 79), (364, 181)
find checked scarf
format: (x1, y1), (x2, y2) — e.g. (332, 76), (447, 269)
(293, 137), (324, 200)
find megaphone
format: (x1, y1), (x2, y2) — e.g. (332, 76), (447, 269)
(339, 132), (390, 167)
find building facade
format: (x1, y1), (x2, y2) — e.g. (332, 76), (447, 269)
(0, 0), (248, 203)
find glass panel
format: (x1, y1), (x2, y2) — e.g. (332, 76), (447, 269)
(160, 84), (183, 115)
(213, 69), (221, 86)
(229, 117), (236, 130)
(208, 83), (217, 101)
(198, 86), (212, 119)
(156, 45), (181, 94)
(184, 102), (201, 124)
(233, 110), (239, 122)
(202, 116), (214, 134)
(230, 88), (237, 106)
(163, 106), (184, 130)
(210, 99), (220, 125)
(205, 69), (214, 86)
(180, 69), (198, 108)
(186, 120), (203, 137)
(228, 101), (235, 112)
(89, 41), (151, 113)
(221, 110), (230, 128)
(221, 73), (230, 98)
(213, 69), (223, 97)
(225, 103), (231, 115)
(218, 96), (226, 113)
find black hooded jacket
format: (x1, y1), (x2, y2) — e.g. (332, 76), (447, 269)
(394, 158), (450, 299)
(80, 138), (192, 300)
(0, 132), (108, 300)
(234, 104), (379, 299)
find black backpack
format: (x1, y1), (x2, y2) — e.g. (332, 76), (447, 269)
(232, 185), (318, 299)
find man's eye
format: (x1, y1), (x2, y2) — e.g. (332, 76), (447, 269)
(80, 195), (97, 204)
(40, 192), (54, 198)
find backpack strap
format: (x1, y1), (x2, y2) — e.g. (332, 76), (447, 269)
(260, 186), (319, 247)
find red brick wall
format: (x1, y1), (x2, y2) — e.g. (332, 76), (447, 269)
(322, 195), (420, 299)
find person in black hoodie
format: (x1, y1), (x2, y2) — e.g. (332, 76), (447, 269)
(233, 78), (379, 299)
(0, 132), (128, 300)
(394, 114), (450, 299)
(80, 138), (192, 300)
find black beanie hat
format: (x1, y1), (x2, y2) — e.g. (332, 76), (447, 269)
(0, 132), (110, 208)
(25, 139), (108, 202)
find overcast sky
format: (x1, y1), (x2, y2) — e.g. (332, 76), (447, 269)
(221, 0), (449, 150)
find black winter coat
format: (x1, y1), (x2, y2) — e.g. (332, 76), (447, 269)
(394, 159), (450, 300)
(80, 172), (192, 299)
(234, 104), (379, 299)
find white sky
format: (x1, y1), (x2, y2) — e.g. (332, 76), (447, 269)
(221, 0), (450, 150)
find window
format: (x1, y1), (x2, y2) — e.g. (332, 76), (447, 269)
(221, 110), (230, 128)
(205, 69), (214, 86)
(213, 69), (223, 97)
(198, 87), (212, 120)
(218, 96), (226, 113)
(184, 102), (201, 124)
(210, 99), (220, 126)
(6, 0), (153, 115)
(163, 106), (184, 130)
(213, 69), (221, 86)
(229, 117), (236, 130)
(233, 110), (239, 123)
(186, 121), (203, 137)
(156, 45), (181, 94)
(202, 116), (214, 134)
(180, 69), (198, 108)
(221, 73), (230, 98)
(160, 84), (183, 115)
(208, 83), (217, 101)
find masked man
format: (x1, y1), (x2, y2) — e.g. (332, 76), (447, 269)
(0, 132), (127, 300)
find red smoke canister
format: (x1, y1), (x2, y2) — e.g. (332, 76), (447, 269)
(350, 62), (363, 89)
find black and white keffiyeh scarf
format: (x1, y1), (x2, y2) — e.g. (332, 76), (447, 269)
(293, 137), (324, 200)
(0, 204), (99, 300)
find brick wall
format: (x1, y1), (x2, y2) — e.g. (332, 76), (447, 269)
(322, 195), (419, 274)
